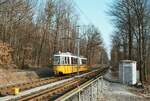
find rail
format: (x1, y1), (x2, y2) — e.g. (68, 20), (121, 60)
(14, 68), (107, 101)
(0, 76), (70, 95)
(55, 68), (108, 101)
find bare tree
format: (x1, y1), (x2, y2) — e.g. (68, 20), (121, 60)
(110, 0), (150, 82)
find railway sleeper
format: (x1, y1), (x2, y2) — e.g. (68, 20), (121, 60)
(16, 71), (103, 100)
(0, 77), (68, 96)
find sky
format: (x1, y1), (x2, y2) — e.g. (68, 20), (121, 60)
(74, 0), (115, 57)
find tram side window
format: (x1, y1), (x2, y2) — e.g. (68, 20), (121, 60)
(54, 56), (60, 64)
(71, 57), (74, 64)
(61, 57), (65, 64)
(65, 57), (67, 64)
(74, 58), (78, 64)
(71, 57), (78, 64)
(68, 57), (70, 64)
(82, 59), (87, 64)
(64, 57), (70, 64)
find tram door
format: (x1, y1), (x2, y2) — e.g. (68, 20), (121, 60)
(71, 57), (73, 73)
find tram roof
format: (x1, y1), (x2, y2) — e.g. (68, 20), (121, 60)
(54, 52), (86, 59)
(54, 52), (76, 57)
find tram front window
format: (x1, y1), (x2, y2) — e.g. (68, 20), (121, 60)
(54, 56), (60, 64)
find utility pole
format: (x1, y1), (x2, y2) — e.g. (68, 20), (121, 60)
(77, 37), (80, 76)
(76, 25), (80, 77)
(76, 25), (80, 101)
(62, 25), (80, 77)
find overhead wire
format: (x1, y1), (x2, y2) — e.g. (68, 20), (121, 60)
(71, 0), (95, 25)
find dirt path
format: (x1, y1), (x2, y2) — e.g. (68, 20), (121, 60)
(98, 70), (150, 101)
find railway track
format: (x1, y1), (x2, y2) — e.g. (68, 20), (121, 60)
(0, 70), (91, 96)
(0, 76), (70, 95)
(15, 67), (108, 101)
(16, 78), (85, 101)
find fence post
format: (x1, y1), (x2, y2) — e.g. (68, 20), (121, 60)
(101, 76), (103, 93)
(97, 79), (99, 100)
(91, 83), (93, 101)
(78, 91), (81, 101)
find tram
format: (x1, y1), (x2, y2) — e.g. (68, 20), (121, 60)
(53, 52), (88, 75)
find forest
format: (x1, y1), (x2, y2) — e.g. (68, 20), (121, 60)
(110, 0), (150, 82)
(0, 0), (108, 69)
